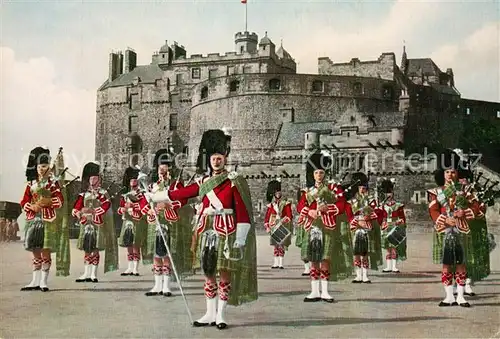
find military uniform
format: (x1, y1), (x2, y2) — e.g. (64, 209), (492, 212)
(149, 130), (258, 330)
(72, 162), (118, 283)
(118, 167), (149, 276)
(20, 147), (66, 292)
(264, 179), (293, 269)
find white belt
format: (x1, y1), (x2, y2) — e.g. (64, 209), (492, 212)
(203, 207), (234, 216)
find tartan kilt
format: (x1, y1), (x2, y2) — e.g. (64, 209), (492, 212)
(432, 231), (469, 265)
(464, 219), (490, 281)
(295, 225), (306, 248)
(76, 223), (105, 251)
(351, 225), (383, 270)
(24, 218), (57, 252)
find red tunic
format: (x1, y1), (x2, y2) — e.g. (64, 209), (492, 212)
(264, 199), (292, 231)
(165, 175), (250, 236)
(349, 193), (379, 231)
(427, 186), (478, 234)
(72, 188), (111, 226)
(296, 182), (352, 231)
(20, 179), (64, 222)
(117, 189), (148, 221)
(142, 180), (187, 223)
(379, 200), (406, 231)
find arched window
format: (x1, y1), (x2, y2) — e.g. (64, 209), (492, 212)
(201, 86), (208, 100)
(312, 80), (324, 92)
(229, 80), (240, 92)
(382, 85), (394, 100)
(352, 82), (363, 95)
(269, 78), (281, 91)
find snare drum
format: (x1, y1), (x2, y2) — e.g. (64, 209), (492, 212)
(386, 226), (406, 247)
(270, 224), (291, 245)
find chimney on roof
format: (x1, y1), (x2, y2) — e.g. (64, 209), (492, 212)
(108, 51), (123, 82)
(446, 68), (454, 87)
(124, 48), (137, 73)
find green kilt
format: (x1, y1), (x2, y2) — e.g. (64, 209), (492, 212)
(299, 214), (354, 281)
(194, 215), (258, 306)
(145, 205), (194, 277)
(268, 221), (292, 249)
(119, 218), (148, 248)
(432, 231), (469, 265)
(351, 222), (383, 270)
(295, 225), (306, 248)
(464, 218), (490, 282)
(381, 224), (407, 261)
(24, 218), (57, 252)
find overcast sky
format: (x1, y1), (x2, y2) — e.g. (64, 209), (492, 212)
(1, 0), (499, 203)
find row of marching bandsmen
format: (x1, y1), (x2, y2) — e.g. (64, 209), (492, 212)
(18, 138), (494, 328)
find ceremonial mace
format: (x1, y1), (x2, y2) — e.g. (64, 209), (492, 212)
(136, 167), (194, 325)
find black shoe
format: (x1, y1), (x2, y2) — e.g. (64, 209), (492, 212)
(304, 297), (321, 302)
(382, 269), (392, 273)
(145, 291), (160, 296)
(458, 302), (471, 308)
(279, 266), (284, 269)
(91, 278), (98, 283)
(163, 292), (172, 297)
(192, 321), (216, 327)
(352, 279), (363, 284)
(322, 297), (334, 303)
(392, 269), (400, 273)
(362, 280), (372, 284)
(438, 301), (453, 307)
(216, 322), (227, 330)
(271, 266), (278, 269)
(75, 278), (87, 283)
(41, 287), (49, 292)
(133, 273), (140, 276)
(120, 272), (132, 276)
(85, 278), (92, 282)
(301, 272), (310, 276)
(21, 286), (40, 291)
(464, 292), (476, 296)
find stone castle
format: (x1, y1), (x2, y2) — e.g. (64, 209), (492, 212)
(95, 30), (500, 225)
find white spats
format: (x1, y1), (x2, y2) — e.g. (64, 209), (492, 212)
(362, 267), (371, 283)
(303, 262), (310, 274)
(216, 299), (228, 327)
(77, 264), (90, 281)
(40, 270), (49, 291)
(456, 285), (470, 307)
(353, 267), (362, 282)
(90, 265), (98, 281)
(304, 280), (320, 301)
(320, 280), (333, 301)
(122, 261), (133, 275)
(442, 285), (456, 305)
(278, 256), (284, 268)
(465, 278), (474, 294)
(162, 275), (172, 295)
(391, 259), (399, 272)
(148, 275), (163, 295)
(132, 261), (139, 275)
(272, 257), (279, 268)
(383, 259), (392, 272)
(22, 270), (41, 290)
(195, 298), (217, 325)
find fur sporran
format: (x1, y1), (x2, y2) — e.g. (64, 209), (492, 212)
(353, 229), (369, 255)
(442, 231), (464, 265)
(308, 227), (323, 262)
(122, 220), (135, 247)
(24, 218), (45, 251)
(155, 224), (169, 258)
(200, 229), (219, 276)
(83, 224), (98, 253)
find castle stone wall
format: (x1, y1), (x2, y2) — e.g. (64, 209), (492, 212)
(318, 53), (397, 81)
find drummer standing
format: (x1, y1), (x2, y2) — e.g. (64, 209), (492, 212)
(379, 179), (407, 273)
(264, 179), (293, 269)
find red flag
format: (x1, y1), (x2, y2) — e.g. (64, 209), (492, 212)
(241, 0), (247, 3)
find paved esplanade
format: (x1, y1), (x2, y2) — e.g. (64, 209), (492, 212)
(1, 231), (499, 338)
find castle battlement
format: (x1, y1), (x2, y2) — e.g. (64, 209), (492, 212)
(318, 53), (397, 81)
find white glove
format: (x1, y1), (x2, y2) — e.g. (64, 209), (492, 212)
(233, 223), (251, 248)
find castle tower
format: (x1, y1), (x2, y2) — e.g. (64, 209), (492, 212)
(400, 45), (408, 75)
(235, 31), (258, 54)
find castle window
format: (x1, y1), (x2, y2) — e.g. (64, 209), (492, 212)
(209, 69), (217, 79)
(243, 66), (252, 74)
(176, 73), (183, 85)
(269, 78), (281, 91)
(227, 66), (235, 76)
(312, 80), (324, 93)
(497, 110), (500, 118)
(466, 107), (471, 115)
(229, 80), (240, 92)
(129, 93), (140, 110)
(128, 116), (138, 133)
(240, 46), (244, 54)
(191, 68), (200, 79)
(169, 114), (178, 131)
(353, 82), (363, 95)
(201, 86), (208, 100)
(382, 85), (394, 100)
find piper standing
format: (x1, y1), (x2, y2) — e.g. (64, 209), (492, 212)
(348, 172), (383, 284)
(148, 129), (258, 329)
(295, 188), (311, 276)
(118, 167), (149, 276)
(379, 179), (407, 273)
(264, 179), (293, 269)
(141, 148), (193, 297)
(72, 162), (119, 283)
(20, 147), (67, 292)
(428, 149), (478, 307)
(296, 151), (354, 303)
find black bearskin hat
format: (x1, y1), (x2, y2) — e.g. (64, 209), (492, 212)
(458, 164), (473, 183)
(434, 149), (467, 185)
(82, 162), (101, 183)
(266, 179), (282, 203)
(25, 146), (51, 181)
(122, 167), (140, 191)
(196, 129), (231, 173)
(380, 179), (394, 194)
(151, 148), (175, 182)
(306, 151), (332, 173)
(351, 172), (369, 188)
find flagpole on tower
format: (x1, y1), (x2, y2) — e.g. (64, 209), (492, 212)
(242, 0), (248, 31)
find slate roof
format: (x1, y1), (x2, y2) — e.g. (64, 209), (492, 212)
(430, 83), (460, 96)
(276, 46), (293, 60)
(98, 64), (164, 90)
(407, 58), (441, 76)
